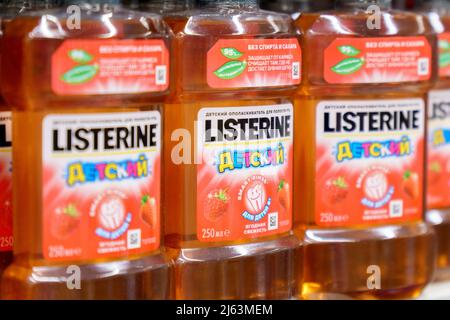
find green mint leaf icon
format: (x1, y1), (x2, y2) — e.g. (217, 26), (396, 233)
(440, 52), (450, 68)
(439, 40), (450, 51)
(214, 60), (247, 80)
(338, 45), (361, 57)
(61, 64), (99, 84)
(331, 57), (364, 75)
(221, 48), (244, 60)
(68, 49), (93, 64)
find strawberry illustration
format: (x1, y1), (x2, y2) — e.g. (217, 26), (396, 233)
(204, 189), (230, 222)
(278, 180), (290, 210)
(324, 177), (348, 205)
(140, 195), (157, 228)
(403, 170), (420, 199)
(51, 204), (80, 239)
(428, 161), (442, 186)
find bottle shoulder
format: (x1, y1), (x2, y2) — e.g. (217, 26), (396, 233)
(166, 9), (298, 38)
(4, 7), (172, 40)
(297, 9), (436, 38)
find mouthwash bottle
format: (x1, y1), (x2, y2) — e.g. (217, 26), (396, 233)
(419, 0), (450, 282)
(295, 0), (436, 299)
(0, 0), (172, 299)
(164, 0), (302, 299)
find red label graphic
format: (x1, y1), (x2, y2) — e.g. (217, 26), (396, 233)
(0, 112), (12, 252)
(196, 104), (293, 242)
(315, 99), (425, 227)
(207, 38), (301, 89)
(324, 37), (432, 84)
(439, 33), (450, 77)
(42, 112), (161, 261)
(52, 40), (169, 95)
(427, 90), (450, 209)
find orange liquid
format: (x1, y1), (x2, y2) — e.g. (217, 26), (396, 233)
(0, 10), (172, 299)
(428, 209), (450, 281)
(163, 9), (302, 300)
(426, 12), (450, 282)
(294, 9), (436, 299)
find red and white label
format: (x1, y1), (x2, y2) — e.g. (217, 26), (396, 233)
(196, 104), (293, 242)
(427, 90), (450, 209)
(207, 38), (301, 89)
(42, 112), (161, 261)
(324, 37), (432, 84)
(315, 99), (425, 227)
(52, 40), (169, 95)
(0, 111), (12, 252)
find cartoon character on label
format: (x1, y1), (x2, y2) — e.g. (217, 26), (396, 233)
(364, 171), (388, 201)
(92, 191), (132, 240)
(359, 168), (394, 209)
(242, 176), (271, 222)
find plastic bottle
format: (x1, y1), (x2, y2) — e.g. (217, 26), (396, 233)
(419, 0), (450, 282)
(164, 0), (302, 299)
(0, 0), (172, 299)
(295, 0), (436, 299)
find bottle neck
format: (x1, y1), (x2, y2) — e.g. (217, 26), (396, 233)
(197, 0), (258, 10)
(143, 0), (193, 12)
(336, 0), (392, 9)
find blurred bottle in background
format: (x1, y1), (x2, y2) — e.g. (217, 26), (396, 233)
(417, 0), (450, 282)
(0, 0), (15, 289)
(0, 0), (62, 294)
